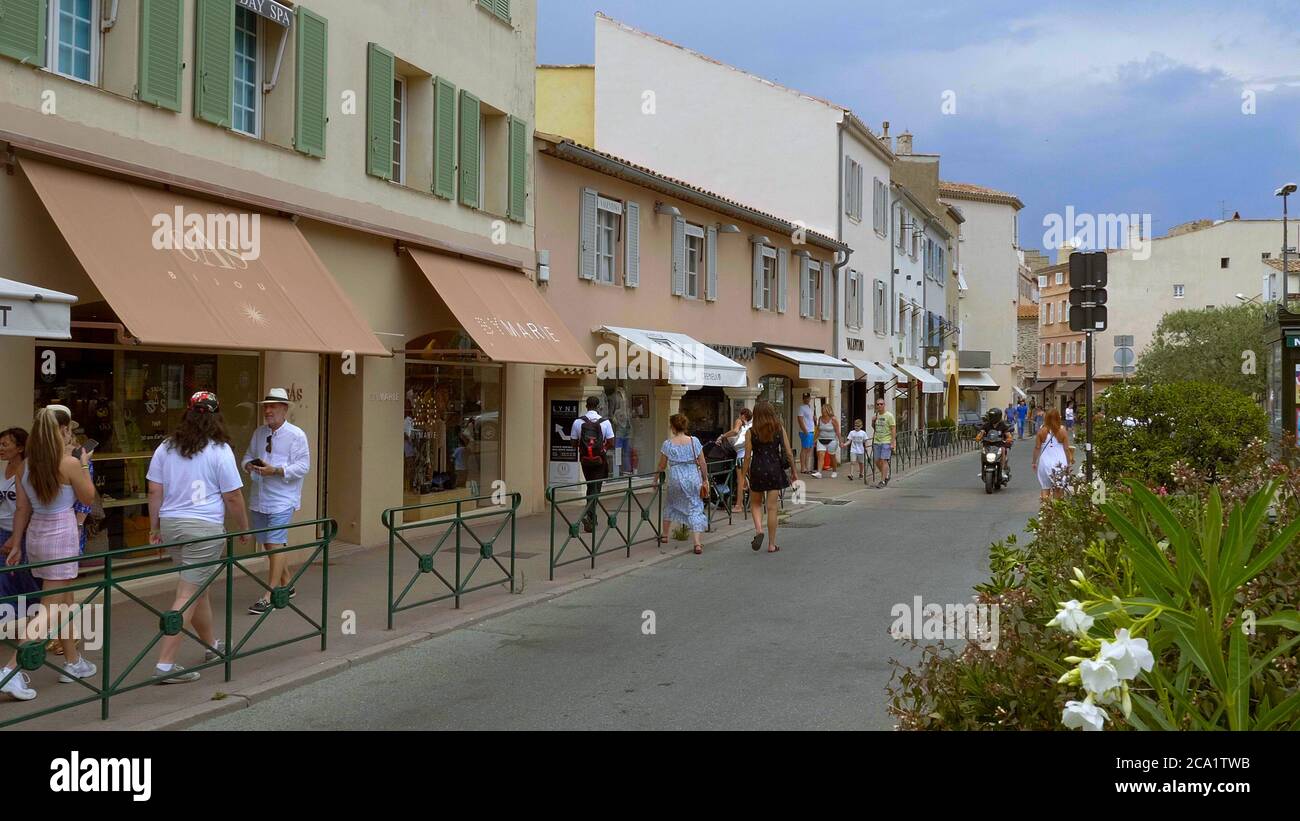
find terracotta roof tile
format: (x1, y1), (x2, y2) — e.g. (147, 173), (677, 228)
(938, 181), (1025, 210)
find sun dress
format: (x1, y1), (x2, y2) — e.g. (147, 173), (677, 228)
(661, 437), (708, 533)
(748, 429), (792, 492)
(1037, 430), (1070, 490)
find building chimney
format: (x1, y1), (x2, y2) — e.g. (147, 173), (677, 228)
(881, 121), (891, 153)
(897, 132), (913, 155)
(1056, 241), (1076, 266)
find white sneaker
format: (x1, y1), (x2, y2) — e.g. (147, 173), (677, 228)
(0, 667), (36, 701)
(830, 471), (838, 478)
(204, 640), (226, 662)
(810, 472), (822, 478)
(58, 657), (96, 683)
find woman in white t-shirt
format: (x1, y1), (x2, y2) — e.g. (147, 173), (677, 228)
(145, 392), (249, 684)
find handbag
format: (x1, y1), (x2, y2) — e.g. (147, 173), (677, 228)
(693, 438), (710, 500)
(778, 429), (792, 472)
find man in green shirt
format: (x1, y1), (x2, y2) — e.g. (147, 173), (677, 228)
(872, 398), (896, 488)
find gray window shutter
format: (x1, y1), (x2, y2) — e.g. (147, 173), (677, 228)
(822, 262), (833, 321)
(857, 273), (866, 328)
(579, 187), (597, 280)
(777, 248), (789, 313)
(705, 225), (718, 301)
(671, 216), (686, 296)
(798, 256), (810, 317)
(624, 200), (640, 287)
(752, 244), (763, 309)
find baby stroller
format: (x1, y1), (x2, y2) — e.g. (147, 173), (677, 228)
(702, 434), (739, 514)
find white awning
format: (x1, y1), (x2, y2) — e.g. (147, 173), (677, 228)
(0, 277), (76, 339)
(897, 363), (945, 394)
(878, 361), (910, 383)
(761, 347), (855, 381)
(844, 358), (891, 384)
(598, 326), (748, 388)
(1013, 386), (1027, 399)
(959, 369), (1000, 390)
(957, 272), (969, 291)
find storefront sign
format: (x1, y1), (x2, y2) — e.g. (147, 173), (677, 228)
(708, 344), (756, 361)
(550, 400), (578, 462)
(236, 0), (294, 27)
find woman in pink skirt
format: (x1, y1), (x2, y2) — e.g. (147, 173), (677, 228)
(6, 408), (96, 688)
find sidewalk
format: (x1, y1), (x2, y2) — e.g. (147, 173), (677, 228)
(4, 461), (951, 730)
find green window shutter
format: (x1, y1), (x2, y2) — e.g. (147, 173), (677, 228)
(294, 8), (328, 157)
(433, 77), (457, 199)
(193, 0), (234, 127)
(0, 0), (46, 66)
(138, 0), (184, 112)
(507, 115), (526, 222)
(366, 43), (394, 179)
(494, 0), (511, 22)
(458, 90), (480, 208)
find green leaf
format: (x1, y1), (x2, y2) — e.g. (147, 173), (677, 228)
(1256, 611), (1300, 632)
(1254, 689), (1300, 731)
(1226, 627), (1248, 731)
(1127, 480), (1202, 587)
(1232, 514), (1300, 591)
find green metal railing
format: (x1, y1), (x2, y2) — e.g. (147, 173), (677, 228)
(381, 493), (520, 628)
(0, 518), (334, 727)
(854, 425), (980, 484)
(547, 472), (663, 580)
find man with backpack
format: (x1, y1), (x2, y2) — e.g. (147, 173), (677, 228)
(570, 396), (616, 533)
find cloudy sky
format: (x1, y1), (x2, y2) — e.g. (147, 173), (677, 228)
(538, 0), (1300, 255)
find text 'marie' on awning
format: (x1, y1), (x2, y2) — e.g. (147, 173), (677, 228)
(405, 248), (593, 368)
(759, 347), (855, 381)
(20, 159), (388, 356)
(844, 358), (891, 384)
(896, 363), (945, 394)
(0, 277), (76, 339)
(596, 326), (747, 387)
(958, 369), (1000, 390)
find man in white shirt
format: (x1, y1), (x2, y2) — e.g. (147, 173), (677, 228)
(241, 388), (311, 615)
(797, 393), (816, 473)
(570, 396), (615, 533)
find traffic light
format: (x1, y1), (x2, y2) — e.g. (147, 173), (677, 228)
(1068, 251), (1108, 332)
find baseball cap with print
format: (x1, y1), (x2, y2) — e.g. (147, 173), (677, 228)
(189, 391), (220, 413)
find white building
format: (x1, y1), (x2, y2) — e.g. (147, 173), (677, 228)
(938, 182), (1026, 409)
(588, 13), (896, 425)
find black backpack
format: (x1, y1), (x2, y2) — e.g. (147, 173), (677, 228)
(578, 416), (608, 466)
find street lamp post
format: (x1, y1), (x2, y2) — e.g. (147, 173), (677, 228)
(1269, 183), (1299, 443)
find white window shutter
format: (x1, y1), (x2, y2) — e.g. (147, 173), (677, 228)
(822, 263), (833, 321)
(705, 225), (718, 301)
(624, 200), (640, 287)
(857, 273), (866, 328)
(799, 256), (811, 317)
(777, 247), (789, 313)
(752, 244), (763, 309)
(579, 187), (598, 280)
(671, 216), (686, 296)
(844, 159), (852, 216)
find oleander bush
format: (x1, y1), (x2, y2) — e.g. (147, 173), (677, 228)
(887, 439), (1300, 730)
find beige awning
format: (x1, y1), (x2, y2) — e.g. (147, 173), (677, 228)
(21, 159), (388, 356)
(405, 248), (593, 368)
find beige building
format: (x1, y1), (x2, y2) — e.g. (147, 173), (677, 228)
(534, 134), (849, 480)
(1032, 259), (1089, 413)
(0, 0), (579, 558)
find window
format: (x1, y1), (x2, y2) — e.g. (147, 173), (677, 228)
(1047, 303), (1054, 324)
(232, 6), (261, 137)
(1065, 343), (1072, 365)
(1040, 303), (1045, 326)
(1040, 345), (1047, 366)
(1221, 257), (1229, 269)
(48, 0), (99, 84)
(596, 197), (622, 284)
(684, 223), (704, 299)
(478, 0), (511, 23)
(1038, 275), (1048, 288)
(873, 178), (888, 235)
(873, 279), (887, 333)
(761, 248), (777, 311)
(895, 207), (904, 249)
(392, 76), (407, 183)
(1262, 252), (1272, 260)
(1055, 271), (1064, 285)
(1173, 284), (1185, 298)
(845, 158), (863, 220)
(803, 259), (820, 317)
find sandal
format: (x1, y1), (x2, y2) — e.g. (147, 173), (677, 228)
(658, 535), (669, 544)
(768, 544), (780, 553)
(693, 545), (703, 555)
(751, 533), (764, 551)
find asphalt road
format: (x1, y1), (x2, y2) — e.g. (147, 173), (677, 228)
(195, 442), (1040, 730)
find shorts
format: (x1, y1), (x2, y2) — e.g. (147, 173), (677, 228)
(851, 452), (865, 463)
(815, 438), (835, 453)
(162, 518), (225, 586)
(251, 508), (294, 545)
(799, 432), (815, 449)
(873, 443), (892, 461)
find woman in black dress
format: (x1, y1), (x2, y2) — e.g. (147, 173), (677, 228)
(741, 401), (797, 553)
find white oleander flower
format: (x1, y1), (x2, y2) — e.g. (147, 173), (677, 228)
(1062, 699), (1107, 731)
(1047, 599), (1094, 636)
(1080, 658), (1121, 696)
(1099, 628), (1155, 680)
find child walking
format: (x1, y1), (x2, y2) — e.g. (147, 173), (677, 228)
(846, 419), (869, 480)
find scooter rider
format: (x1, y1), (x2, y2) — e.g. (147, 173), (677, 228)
(975, 406), (1014, 482)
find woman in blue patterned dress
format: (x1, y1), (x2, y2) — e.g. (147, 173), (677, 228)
(655, 414), (709, 555)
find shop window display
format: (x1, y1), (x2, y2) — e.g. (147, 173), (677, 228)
(403, 332), (501, 515)
(595, 382), (652, 478)
(33, 344), (261, 561)
(756, 375), (792, 436)
(680, 387), (728, 445)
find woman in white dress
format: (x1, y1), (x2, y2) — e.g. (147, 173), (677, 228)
(1032, 408), (1073, 501)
